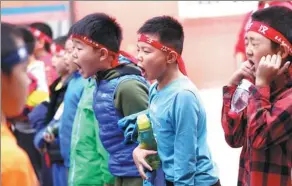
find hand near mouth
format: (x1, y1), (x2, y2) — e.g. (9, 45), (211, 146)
(228, 60), (255, 86)
(255, 52), (290, 86)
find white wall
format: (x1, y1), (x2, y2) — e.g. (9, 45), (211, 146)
(178, 1), (258, 19)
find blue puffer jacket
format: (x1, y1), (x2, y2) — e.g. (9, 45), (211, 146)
(93, 57), (148, 177)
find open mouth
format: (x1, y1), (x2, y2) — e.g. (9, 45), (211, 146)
(73, 61), (81, 70)
(138, 65), (146, 77)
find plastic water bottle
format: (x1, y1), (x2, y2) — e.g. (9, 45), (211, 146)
(228, 79), (253, 119)
(137, 114), (160, 170)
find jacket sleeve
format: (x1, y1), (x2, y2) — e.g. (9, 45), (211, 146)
(221, 86), (247, 148)
(28, 101), (49, 131)
(247, 85), (292, 150)
(33, 128), (46, 151)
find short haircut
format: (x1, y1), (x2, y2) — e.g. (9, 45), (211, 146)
(252, 6), (292, 61)
(18, 27), (36, 55)
(138, 16), (184, 55)
(53, 35), (69, 48)
(1, 22), (23, 74)
(69, 13), (122, 53)
(29, 22), (53, 52)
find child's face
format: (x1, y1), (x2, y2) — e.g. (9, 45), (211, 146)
(34, 39), (45, 54)
(136, 34), (168, 81)
(72, 39), (104, 78)
(2, 37), (30, 117)
(245, 31), (280, 72)
(64, 39), (77, 74)
(52, 51), (68, 76)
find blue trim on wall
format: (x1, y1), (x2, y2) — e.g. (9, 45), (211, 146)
(1, 4), (67, 15)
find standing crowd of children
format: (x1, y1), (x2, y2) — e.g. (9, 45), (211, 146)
(1, 4), (292, 186)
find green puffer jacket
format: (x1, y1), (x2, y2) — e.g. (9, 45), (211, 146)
(69, 78), (114, 186)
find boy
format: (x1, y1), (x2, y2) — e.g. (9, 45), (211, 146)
(69, 70), (115, 186)
(234, 1), (292, 69)
(30, 22), (58, 86)
(221, 6), (292, 186)
(132, 16), (220, 186)
(31, 36), (70, 186)
(1, 22), (38, 186)
(59, 36), (85, 171)
(70, 13), (149, 185)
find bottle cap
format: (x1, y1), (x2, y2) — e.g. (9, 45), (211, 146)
(137, 114), (151, 130)
(228, 111), (239, 119)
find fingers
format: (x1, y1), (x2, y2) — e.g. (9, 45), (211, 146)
(43, 132), (55, 143)
(137, 164), (148, 180)
(140, 157), (153, 171)
(278, 61), (290, 75)
(266, 55), (272, 64)
(260, 56), (266, 65)
(144, 150), (157, 156)
(43, 133), (49, 141)
(133, 147), (157, 179)
(242, 66), (255, 80)
(275, 52), (282, 68)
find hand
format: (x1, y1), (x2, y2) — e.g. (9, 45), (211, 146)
(228, 60), (255, 86)
(256, 53), (290, 86)
(132, 145), (157, 179)
(43, 132), (55, 143)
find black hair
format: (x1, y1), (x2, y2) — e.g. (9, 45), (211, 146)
(70, 13), (122, 53)
(29, 22), (53, 52)
(252, 6), (292, 62)
(53, 35), (69, 48)
(1, 22), (24, 74)
(138, 16), (184, 55)
(18, 27), (36, 55)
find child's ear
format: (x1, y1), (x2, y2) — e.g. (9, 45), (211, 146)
(279, 44), (289, 59)
(166, 51), (178, 64)
(99, 48), (109, 61)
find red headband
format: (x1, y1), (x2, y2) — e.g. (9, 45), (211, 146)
(50, 43), (65, 56)
(29, 27), (52, 44)
(71, 34), (120, 67)
(71, 34), (138, 67)
(138, 34), (187, 76)
(246, 21), (292, 55)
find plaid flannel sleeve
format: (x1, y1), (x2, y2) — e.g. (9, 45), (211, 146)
(247, 85), (292, 150)
(221, 85), (248, 148)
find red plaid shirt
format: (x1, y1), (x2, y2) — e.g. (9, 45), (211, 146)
(221, 68), (292, 186)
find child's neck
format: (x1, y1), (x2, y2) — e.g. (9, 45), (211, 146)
(97, 58), (114, 73)
(61, 73), (70, 83)
(157, 67), (182, 90)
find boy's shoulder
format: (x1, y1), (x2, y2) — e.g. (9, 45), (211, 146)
(172, 77), (202, 103)
(116, 78), (149, 96)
